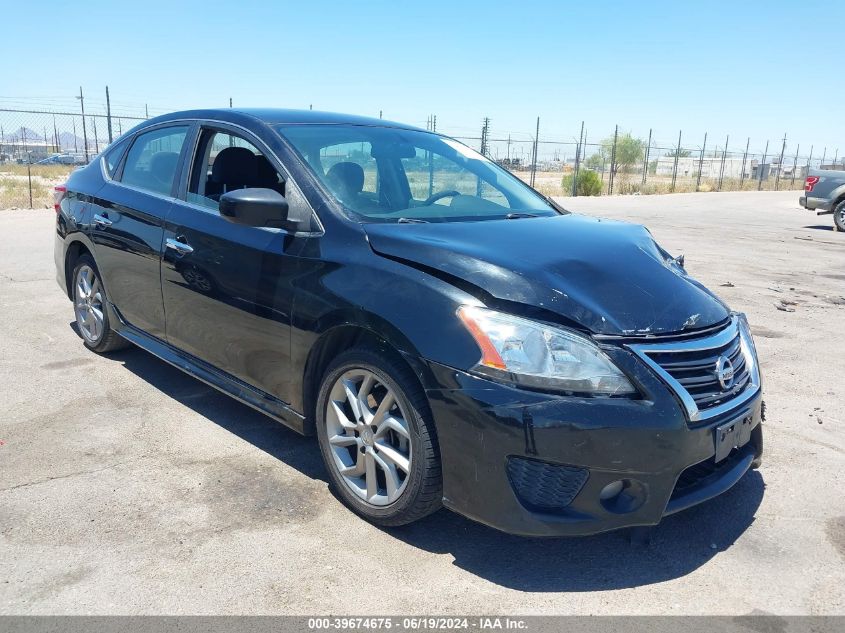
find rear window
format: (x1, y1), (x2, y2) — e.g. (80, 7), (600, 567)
(103, 136), (132, 178)
(120, 126), (189, 196)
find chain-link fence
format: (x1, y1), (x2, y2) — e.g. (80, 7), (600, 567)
(448, 121), (843, 199)
(0, 107), (146, 208)
(2, 103), (842, 209)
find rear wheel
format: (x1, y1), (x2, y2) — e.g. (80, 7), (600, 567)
(72, 255), (128, 353)
(833, 200), (845, 232)
(315, 347), (442, 526)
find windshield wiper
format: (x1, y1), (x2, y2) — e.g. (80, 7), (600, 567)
(397, 217), (429, 224)
(505, 212), (539, 219)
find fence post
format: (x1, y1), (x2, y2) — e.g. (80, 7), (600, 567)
(641, 128), (652, 187)
(530, 116), (539, 188)
(806, 145), (813, 175)
(717, 134), (729, 191)
(696, 132), (707, 191)
(790, 144), (800, 188)
(739, 137), (750, 190)
(572, 120), (584, 197)
(106, 85), (113, 144)
(775, 134), (786, 191)
(820, 147), (827, 168)
(27, 161), (33, 208)
(77, 87), (89, 163)
(758, 140), (769, 191)
(91, 116), (99, 154)
(671, 130), (682, 193)
(608, 125), (618, 195)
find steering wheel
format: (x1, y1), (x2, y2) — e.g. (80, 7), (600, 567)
(421, 190), (461, 206)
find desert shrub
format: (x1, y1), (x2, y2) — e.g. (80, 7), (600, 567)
(562, 169), (603, 196)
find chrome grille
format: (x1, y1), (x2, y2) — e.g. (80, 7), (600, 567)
(644, 330), (750, 410)
(629, 316), (760, 422)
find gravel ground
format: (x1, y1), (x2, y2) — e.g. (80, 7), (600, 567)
(0, 191), (843, 615)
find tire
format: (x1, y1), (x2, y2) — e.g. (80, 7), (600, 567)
(71, 254), (129, 353)
(315, 347), (442, 526)
(833, 200), (845, 233)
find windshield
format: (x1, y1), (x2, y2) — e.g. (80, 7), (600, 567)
(275, 124), (557, 223)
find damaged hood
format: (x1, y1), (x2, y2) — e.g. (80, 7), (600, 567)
(364, 214), (729, 336)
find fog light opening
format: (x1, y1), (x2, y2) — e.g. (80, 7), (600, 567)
(599, 479), (647, 514)
(600, 480), (624, 501)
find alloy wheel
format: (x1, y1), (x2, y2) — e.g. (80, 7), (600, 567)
(324, 368), (412, 506)
(74, 265), (104, 344)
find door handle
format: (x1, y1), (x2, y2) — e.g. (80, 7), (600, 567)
(93, 213), (112, 228)
(165, 237), (194, 255)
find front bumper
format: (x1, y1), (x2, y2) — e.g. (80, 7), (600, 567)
(423, 349), (763, 537)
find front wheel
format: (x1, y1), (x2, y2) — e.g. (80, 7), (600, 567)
(833, 200), (845, 232)
(315, 347), (442, 526)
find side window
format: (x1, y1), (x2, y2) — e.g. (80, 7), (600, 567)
(120, 126), (189, 196)
(187, 130), (285, 211)
(103, 135), (131, 178)
(401, 148), (509, 208)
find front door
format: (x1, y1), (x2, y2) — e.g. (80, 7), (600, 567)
(160, 126), (306, 403)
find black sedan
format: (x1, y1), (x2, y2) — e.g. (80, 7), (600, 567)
(54, 108), (764, 536)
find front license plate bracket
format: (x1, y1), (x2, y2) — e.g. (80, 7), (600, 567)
(714, 415), (753, 462)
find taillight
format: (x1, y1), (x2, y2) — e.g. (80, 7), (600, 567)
(53, 185), (67, 213)
(804, 176), (820, 192)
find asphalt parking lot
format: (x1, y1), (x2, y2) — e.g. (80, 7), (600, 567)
(1, 191), (843, 615)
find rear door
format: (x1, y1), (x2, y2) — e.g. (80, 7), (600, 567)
(160, 123), (309, 403)
(90, 123), (192, 338)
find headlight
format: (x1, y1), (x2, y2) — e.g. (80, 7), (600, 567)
(457, 306), (637, 396)
(736, 312), (761, 383)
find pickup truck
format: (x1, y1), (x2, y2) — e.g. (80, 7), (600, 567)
(800, 169), (845, 231)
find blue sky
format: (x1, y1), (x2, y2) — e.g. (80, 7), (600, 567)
(4, 0), (843, 158)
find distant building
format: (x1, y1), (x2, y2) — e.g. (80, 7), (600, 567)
(656, 156), (751, 179)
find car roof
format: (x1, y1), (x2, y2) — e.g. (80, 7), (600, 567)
(146, 108), (426, 132)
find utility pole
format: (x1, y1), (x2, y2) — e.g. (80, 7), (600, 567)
(52, 115), (59, 152)
(145, 103), (149, 118)
(77, 87), (89, 163)
(105, 85), (113, 143)
(480, 117), (490, 156)
(379, 110), (383, 119)
(229, 97), (233, 108)
(431, 115), (436, 132)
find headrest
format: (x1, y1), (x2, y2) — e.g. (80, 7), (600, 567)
(326, 161), (365, 195)
(211, 146), (257, 184)
(149, 152), (179, 184)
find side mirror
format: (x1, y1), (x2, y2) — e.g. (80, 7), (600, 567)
(219, 188), (291, 229)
